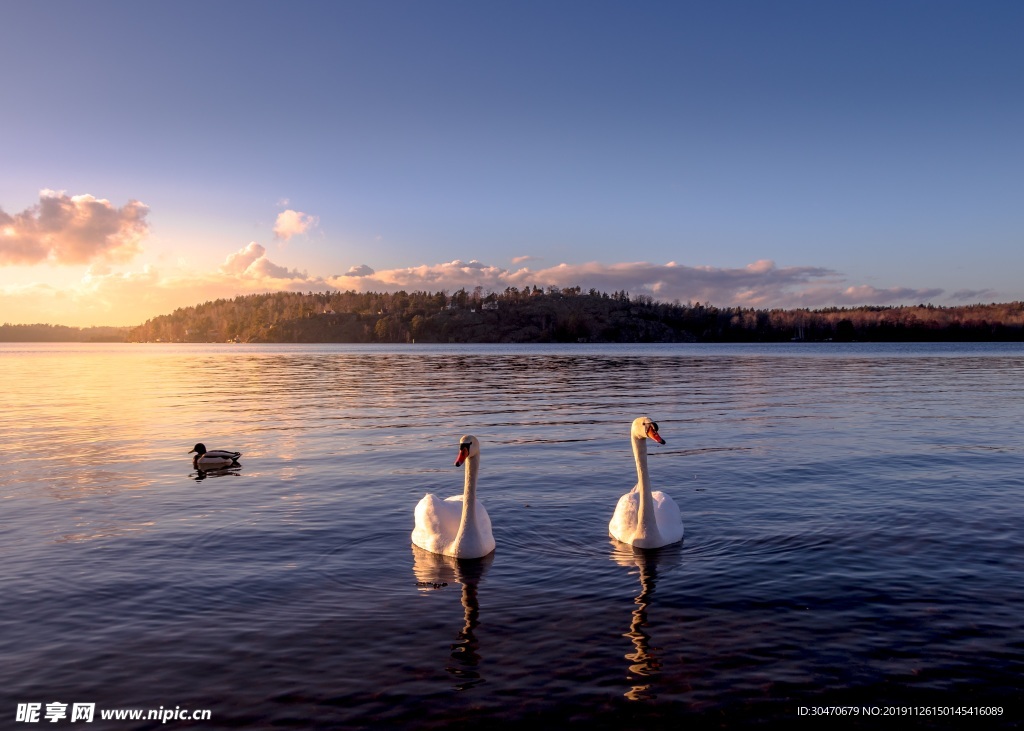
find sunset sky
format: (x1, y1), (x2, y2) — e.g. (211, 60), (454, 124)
(2, 1), (1022, 327)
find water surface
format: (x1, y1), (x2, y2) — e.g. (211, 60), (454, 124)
(2, 343), (1021, 728)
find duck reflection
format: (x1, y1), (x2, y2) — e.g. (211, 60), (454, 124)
(411, 545), (494, 691)
(610, 540), (682, 701)
(191, 467), (242, 482)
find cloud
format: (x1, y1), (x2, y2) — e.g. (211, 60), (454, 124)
(327, 258), (945, 309)
(1, 237), (332, 326)
(273, 209), (318, 240)
(218, 242), (312, 281)
(0, 190), (149, 266)
(343, 264), (375, 277)
(245, 256), (307, 280)
(785, 284), (946, 308)
(745, 259), (776, 274)
(511, 255), (540, 264)
(0, 245), (953, 327)
(949, 288), (998, 303)
(220, 242), (266, 274)
(329, 259), (516, 292)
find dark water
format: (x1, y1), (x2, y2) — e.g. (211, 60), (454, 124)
(1, 343), (1021, 729)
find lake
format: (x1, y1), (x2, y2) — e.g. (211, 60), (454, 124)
(1, 342), (1021, 729)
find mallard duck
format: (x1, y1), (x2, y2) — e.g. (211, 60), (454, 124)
(189, 443), (242, 471)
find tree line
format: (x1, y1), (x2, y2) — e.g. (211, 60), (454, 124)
(0, 323), (129, 342)
(5, 289), (1024, 343)
(118, 287), (1024, 344)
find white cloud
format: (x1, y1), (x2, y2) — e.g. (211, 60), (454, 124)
(245, 256), (308, 280)
(343, 264), (375, 277)
(0, 190), (149, 266)
(217, 242), (312, 280)
(221, 242), (266, 274)
(511, 254), (540, 264)
(218, 242), (314, 281)
(273, 209), (318, 240)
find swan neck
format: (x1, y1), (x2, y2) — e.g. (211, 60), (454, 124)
(456, 453), (480, 536)
(633, 435), (652, 494)
(632, 435), (656, 528)
(462, 453), (479, 500)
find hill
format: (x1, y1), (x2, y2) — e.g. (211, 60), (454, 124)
(122, 287), (1024, 344)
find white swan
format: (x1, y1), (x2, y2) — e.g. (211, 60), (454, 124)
(609, 417), (683, 549)
(189, 443), (241, 470)
(412, 435), (495, 559)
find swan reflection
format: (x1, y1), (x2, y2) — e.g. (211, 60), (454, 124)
(610, 541), (682, 701)
(411, 545), (493, 691)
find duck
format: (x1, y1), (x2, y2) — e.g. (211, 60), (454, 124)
(412, 435), (495, 559)
(189, 443), (242, 471)
(609, 417), (683, 549)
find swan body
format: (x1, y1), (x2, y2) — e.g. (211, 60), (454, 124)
(189, 443), (242, 471)
(609, 417), (683, 549)
(412, 435), (495, 559)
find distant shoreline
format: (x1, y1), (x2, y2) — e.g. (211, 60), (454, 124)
(5, 288), (1024, 343)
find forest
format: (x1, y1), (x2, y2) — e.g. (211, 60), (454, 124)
(6, 288), (1024, 344)
(114, 287), (1024, 344)
(0, 323), (129, 342)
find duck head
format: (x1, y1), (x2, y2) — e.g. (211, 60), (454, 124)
(189, 443), (208, 456)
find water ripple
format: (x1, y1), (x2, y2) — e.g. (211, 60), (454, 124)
(2, 342), (1023, 727)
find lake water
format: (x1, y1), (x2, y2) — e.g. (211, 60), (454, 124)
(1, 342), (1021, 729)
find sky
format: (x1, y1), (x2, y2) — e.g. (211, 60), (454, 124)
(2, 0), (1022, 327)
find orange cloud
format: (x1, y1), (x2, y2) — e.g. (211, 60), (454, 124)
(0, 190), (149, 266)
(0, 242), (327, 326)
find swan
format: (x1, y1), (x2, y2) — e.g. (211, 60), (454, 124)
(412, 435), (495, 559)
(609, 417), (683, 549)
(189, 443), (242, 471)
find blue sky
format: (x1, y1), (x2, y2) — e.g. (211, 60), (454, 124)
(2, 0), (1022, 326)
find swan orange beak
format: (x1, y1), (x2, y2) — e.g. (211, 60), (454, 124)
(455, 444), (470, 466)
(647, 425), (665, 444)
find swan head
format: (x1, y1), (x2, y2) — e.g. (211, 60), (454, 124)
(455, 435), (480, 466)
(189, 443), (208, 456)
(632, 417), (665, 445)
